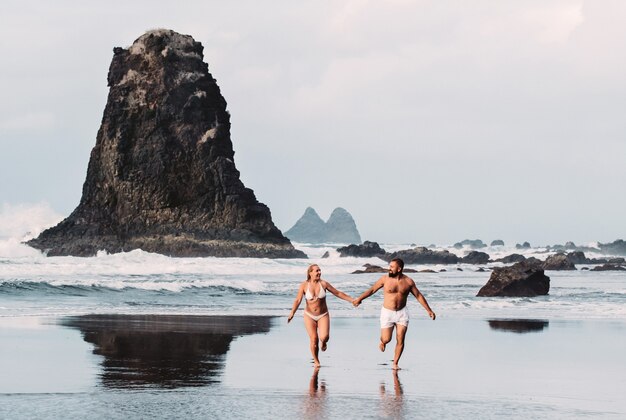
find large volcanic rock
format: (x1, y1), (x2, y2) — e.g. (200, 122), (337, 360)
(27, 30), (305, 258)
(477, 260), (550, 297)
(285, 207), (361, 244)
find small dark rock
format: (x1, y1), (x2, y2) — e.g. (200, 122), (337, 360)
(490, 240), (505, 246)
(321, 251), (330, 259)
(516, 242), (531, 249)
(591, 264), (626, 271)
(453, 239), (486, 249)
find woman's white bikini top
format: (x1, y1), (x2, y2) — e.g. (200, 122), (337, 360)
(305, 282), (326, 301)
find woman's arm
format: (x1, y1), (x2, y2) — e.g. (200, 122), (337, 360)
(323, 281), (353, 303)
(288, 282), (305, 323)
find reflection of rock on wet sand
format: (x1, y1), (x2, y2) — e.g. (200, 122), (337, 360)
(488, 319), (549, 333)
(61, 315), (273, 389)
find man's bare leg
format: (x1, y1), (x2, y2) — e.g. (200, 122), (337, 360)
(392, 324), (408, 370)
(318, 314), (330, 351)
(304, 315), (321, 366)
(380, 326), (394, 352)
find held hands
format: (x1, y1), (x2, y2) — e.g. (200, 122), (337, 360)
(352, 298), (361, 308)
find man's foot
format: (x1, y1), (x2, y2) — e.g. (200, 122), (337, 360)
(379, 340), (386, 352)
(321, 341), (327, 352)
(392, 364), (401, 371)
(313, 360), (321, 367)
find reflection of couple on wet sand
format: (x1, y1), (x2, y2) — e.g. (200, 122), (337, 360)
(303, 368), (404, 420)
(288, 258), (436, 369)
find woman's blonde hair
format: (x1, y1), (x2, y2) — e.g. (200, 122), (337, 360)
(306, 264), (319, 281)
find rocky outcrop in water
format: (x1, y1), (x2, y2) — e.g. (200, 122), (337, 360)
(383, 247), (460, 264)
(461, 251), (490, 264)
(453, 239), (486, 249)
(27, 30), (305, 258)
(495, 254), (526, 264)
(351, 263), (417, 274)
(337, 241), (385, 257)
(542, 254), (576, 270)
(477, 260), (550, 297)
(285, 207), (361, 244)
(591, 264), (626, 271)
(599, 239), (626, 256)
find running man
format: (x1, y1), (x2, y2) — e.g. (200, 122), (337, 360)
(353, 258), (436, 370)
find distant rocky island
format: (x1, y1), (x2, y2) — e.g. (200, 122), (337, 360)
(27, 30), (305, 258)
(285, 207), (361, 244)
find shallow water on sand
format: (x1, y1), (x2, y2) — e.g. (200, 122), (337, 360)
(1, 316), (624, 419)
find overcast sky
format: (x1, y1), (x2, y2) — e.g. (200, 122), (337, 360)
(1, 0), (624, 245)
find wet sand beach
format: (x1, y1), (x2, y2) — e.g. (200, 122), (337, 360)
(1, 315), (625, 418)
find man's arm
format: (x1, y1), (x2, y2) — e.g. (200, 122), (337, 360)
(410, 281), (436, 320)
(353, 277), (385, 307)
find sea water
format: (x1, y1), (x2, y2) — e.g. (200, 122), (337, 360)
(2, 219), (626, 418)
(1, 237), (625, 320)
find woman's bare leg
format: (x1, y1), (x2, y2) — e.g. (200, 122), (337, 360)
(304, 315), (320, 366)
(317, 314), (330, 351)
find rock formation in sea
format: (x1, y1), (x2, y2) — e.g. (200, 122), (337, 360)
(27, 30), (305, 258)
(453, 239), (486, 249)
(542, 254), (576, 271)
(383, 246), (460, 265)
(591, 264), (626, 271)
(337, 241), (386, 258)
(351, 263), (417, 274)
(285, 207), (361, 244)
(477, 260), (550, 297)
(598, 239), (626, 256)
(490, 240), (505, 246)
(495, 254), (526, 264)
(460, 251), (490, 265)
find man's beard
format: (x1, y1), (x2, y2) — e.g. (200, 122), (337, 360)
(389, 271), (399, 278)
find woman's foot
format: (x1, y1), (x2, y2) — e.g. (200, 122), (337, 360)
(379, 340), (386, 352)
(321, 341), (327, 352)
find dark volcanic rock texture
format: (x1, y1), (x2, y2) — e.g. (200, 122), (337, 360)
(28, 30), (305, 258)
(477, 260), (550, 297)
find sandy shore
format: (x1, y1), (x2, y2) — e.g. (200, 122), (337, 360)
(1, 314), (625, 418)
